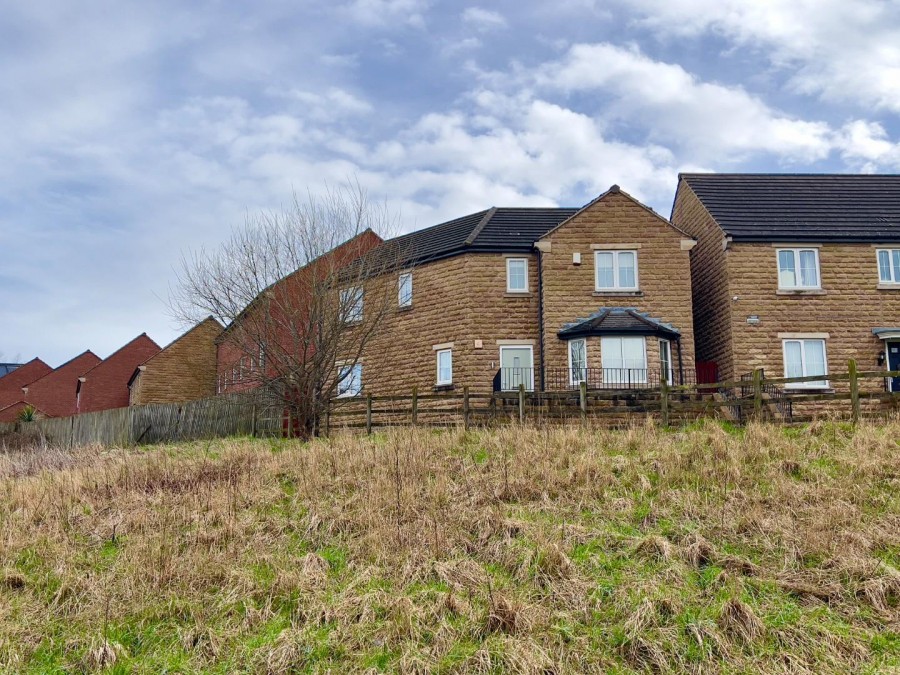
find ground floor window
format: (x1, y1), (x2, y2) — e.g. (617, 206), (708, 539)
(659, 339), (673, 384)
(782, 339), (828, 387)
(600, 336), (647, 385)
(337, 363), (362, 397)
(436, 348), (453, 385)
(568, 338), (587, 385)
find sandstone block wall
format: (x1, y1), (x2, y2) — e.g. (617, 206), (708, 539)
(671, 183), (735, 379)
(130, 317), (222, 405)
(540, 191), (696, 385)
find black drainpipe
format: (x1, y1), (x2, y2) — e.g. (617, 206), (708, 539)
(537, 248), (545, 392)
(676, 336), (685, 385)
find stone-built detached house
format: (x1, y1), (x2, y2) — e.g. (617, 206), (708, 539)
(672, 173), (900, 398)
(129, 317), (223, 405)
(339, 185), (697, 397)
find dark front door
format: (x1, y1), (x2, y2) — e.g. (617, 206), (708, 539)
(889, 342), (900, 392)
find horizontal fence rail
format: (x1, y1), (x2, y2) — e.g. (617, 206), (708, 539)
(2, 361), (899, 448)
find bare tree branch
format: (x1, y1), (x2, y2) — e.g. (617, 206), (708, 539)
(169, 181), (405, 438)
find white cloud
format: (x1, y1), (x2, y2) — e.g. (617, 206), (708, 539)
(462, 7), (508, 32)
(618, 0), (900, 112)
(532, 42), (835, 163)
(837, 120), (900, 172)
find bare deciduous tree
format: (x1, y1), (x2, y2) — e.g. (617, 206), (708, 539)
(169, 182), (404, 438)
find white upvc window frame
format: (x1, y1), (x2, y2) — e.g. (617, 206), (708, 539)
(341, 286), (364, 323)
(567, 338), (588, 386)
(398, 272), (413, 307)
(594, 250), (639, 291)
(659, 338), (674, 385)
(600, 335), (648, 385)
(876, 249), (900, 285)
(776, 248), (821, 290)
(782, 338), (829, 388)
(506, 258), (529, 293)
(436, 348), (453, 385)
(336, 362), (363, 398)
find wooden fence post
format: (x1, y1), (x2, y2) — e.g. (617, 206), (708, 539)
(463, 386), (470, 430)
(324, 399), (331, 438)
(366, 393), (373, 435)
(660, 377), (669, 427)
(579, 381), (587, 420)
(753, 368), (763, 420)
(411, 386), (418, 426)
(849, 359), (860, 424)
(250, 403), (257, 438)
(518, 384), (526, 425)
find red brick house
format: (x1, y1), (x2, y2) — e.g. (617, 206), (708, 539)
(1, 350), (101, 421)
(76, 334), (161, 413)
(216, 229), (383, 393)
(0, 358), (52, 412)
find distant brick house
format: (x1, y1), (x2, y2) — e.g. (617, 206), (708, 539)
(341, 186), (697, 397)
(0, 358), (52, 411)
(76, 334), (161, 413)
(129, 317), (223, 405)
(672, 173), (900, 396)
(0, 351), (101, 421)
(216, 229), (383, 394)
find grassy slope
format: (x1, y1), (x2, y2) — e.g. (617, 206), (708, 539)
(0, 421), (899, 673)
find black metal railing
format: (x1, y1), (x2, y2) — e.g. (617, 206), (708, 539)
(544, 368), (697, 391)
(736, 369), (792, 421)
(492, 367), (535, 392)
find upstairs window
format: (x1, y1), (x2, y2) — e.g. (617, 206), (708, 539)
(337, 363), (362, 397)
(595, 250), (638, 290)
(783, 339), (828, 388)
(877, 249), (900, 284)
(506, 258), (528, 293)
(398, 272), (413, 306)
(340, 286), (364, 323)
(777, 249), (820, 289)
(436, 349), (453, 385)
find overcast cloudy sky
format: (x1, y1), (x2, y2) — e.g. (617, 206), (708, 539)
(2, 0), (899, 365)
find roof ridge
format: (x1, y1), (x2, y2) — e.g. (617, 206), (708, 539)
(24, 350), (99, 387)
(81, 334), (161, 378)
(464, 207), (497, 246)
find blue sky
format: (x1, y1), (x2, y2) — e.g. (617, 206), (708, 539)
(2, 0), (899, 365)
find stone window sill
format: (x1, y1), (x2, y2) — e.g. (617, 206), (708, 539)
(593, 290), (643, 297)
(784, 387), (834, 393)
(433, 384), (455, 392)
(776, 289), (826, 296)
(877, 283), (900, 291)
(504, 292), (533, 298)
(397, 304), (413, 312)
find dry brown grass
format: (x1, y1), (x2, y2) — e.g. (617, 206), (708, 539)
(0, 419), (899, 672)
